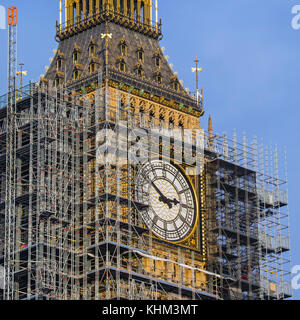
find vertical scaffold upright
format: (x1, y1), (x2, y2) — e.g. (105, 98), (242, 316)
(5, 6), (18, 301)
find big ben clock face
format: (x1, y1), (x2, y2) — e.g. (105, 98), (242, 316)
(136, 159), (198, 243)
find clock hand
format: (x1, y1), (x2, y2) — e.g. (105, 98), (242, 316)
(169, 198), (179, 206)
(150, 181), (180, 209)
(163, 197), (179, 209)
(150, 181), (172, 209)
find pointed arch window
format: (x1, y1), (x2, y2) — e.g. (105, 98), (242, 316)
(89, 44), (96, 57)
(73, 2), (77, 25)
(127, 0), (131, 17)
(55, 76), (61, 88)
(99, 0), (103, 11)
(120, 0), (124, 14)
(155, 73), (162, 85)
(174, 82), (179, 91)
(171, 78), (180, 92)
(79, 0), (83, 21)
(113, 0), (117, 12)
(73, 69), (79, 80)
(89, 62), (96, 73)
(73, 51), (78, 64)
(134, 0), (138, 21)
(137, 48), (144, 62)
(89, 45), (95, 56)
(73, 44), (81, 64)
(119, 61), (126, 72)
(119, 39), (127, 56)
(155, 55), (161, 67)
(122, 44), (127, 56)
(121, 44), (127, 56)
(92, 0), (96, 15)
(57, 58), (63, 72)
(86, 0), (90, 18)
(141, 1), (145, 23)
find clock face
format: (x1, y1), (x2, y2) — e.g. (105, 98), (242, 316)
(136, 159), (197, 242)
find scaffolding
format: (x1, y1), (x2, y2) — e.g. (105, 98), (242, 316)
(205, 131), (292, 300)
(0, 0), (292, 302)
(0, 73), (293, 300)
(0, 43), (292, 298)
(0, 69), (227, 300)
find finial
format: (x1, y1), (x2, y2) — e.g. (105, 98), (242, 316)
(192, 57), (203, 106)
(208, 115), (212, 133)
(155, 0), (158, 30)
(16, 61), (27, 97)
(208, 115), (213, 150)
(101, 21), (112, 67)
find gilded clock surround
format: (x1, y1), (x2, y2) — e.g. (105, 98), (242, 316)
(136, 159), (199, 245)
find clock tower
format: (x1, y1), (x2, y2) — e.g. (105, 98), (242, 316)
(0, 0), (292, 302)
(43, 0), (213, 300)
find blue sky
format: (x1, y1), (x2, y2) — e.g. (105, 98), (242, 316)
(0, 0), (299, 299)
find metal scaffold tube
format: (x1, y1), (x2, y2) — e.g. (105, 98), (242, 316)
(4, 6), (18, 301)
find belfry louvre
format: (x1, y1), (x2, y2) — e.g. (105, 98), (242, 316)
(0, 0), (292, 300)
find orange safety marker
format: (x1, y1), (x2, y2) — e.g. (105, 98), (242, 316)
(8, 6), (17, 26)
